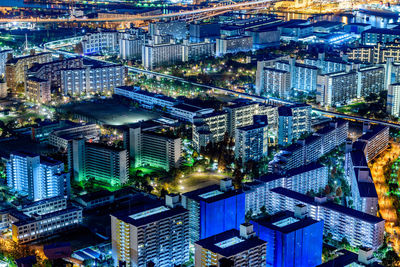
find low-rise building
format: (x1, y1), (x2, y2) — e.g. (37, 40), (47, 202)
(25, 76), (51, 104)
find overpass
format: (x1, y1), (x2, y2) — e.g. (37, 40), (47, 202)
(0, 0), (274, 24)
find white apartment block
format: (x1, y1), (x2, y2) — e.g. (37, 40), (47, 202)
(268, 187), (385, 250)
(142, 41), (183, 69)
(111, 196), (189, 267)
(81, 31), (118, 55)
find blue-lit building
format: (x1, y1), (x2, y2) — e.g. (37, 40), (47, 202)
(182, 178), (246, 244)
(251, 208), (324, 267)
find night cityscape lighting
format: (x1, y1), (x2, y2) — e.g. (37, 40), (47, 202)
(1, 0), (400, 266)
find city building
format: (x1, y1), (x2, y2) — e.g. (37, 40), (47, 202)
(48, 122), (100, 150)
(318, 248), (384, 267)
(142, 41), (182, 69)
(277, 104), (311, 146)
(189, 22), (221, 42)
(361, 28), (400, 45)
(149, 20), (188, 40)
(357, 123), (389, 162)
(114, 86), (179, 109)
(245, 26), (281, 49)
(235, 115), (268, 164)
(387, 83), (400, 116)
(345, 145), (378, 215)
(268, 187), (385, 250)
(317, 69), (358, 107)
(182, 39), (215, 62)
(182, 179), (245, 244)
(244, 162), (328, 215)
(0, 48), (12, 77)
(68, 140), (129, 186)
(119, 29), (145, 60)
(81, 30), (119, 55)
(169, 103), (214, 123)
(31, 120), (79, 142)
(111, 195), (189, 267)
(223, 100), (260, 137)
(251, 208), (323, 267)
(275, 58), (319, 93)
(60, 59), (125, 95)
(5, 52), (52, 93)
(25, 76), (51, 104)
(129, 122), (182, 171)
(357, 66), (385, 97)
(260, 68), (291, 98)
(271, 120), (348, 171)
(6, 151), (70, 201)
(192, 111), (228, 151)
(347, 41), (400, 64)
(10, 198), (82, 243)
(277, 106), (293, 146)
(304, 53), (349, 74)
(194, 223), (267, 267)
(27, 56), (83, 89)
(216, 35), (253, 57)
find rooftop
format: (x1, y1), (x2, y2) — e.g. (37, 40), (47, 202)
(251, 210), (320, 234)
(270, 187), (384, 224)
(183, 184), (244, 203)
(195, 229), (266, 257)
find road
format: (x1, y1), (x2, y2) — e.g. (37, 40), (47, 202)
(0, 0), (273, 23)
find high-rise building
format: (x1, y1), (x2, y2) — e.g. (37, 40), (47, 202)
(60, 60), (125, 95)
(194, 223), (267, 267)
(129, 122), (182, 171)
(81, 30), (119, 55)
(118, 28), (145, 60)
(304, 53), (349, 74)
(48, 122), (100, 150)
(357, 124), (389, 162)
(357, 66), (385, 98)
(345, 146), (378, 215)
(192, 111), (228, 151)
(111, 195), (189, 267)
(5, 52), (52, 93)
(149, 20), (188, 40)
(244, 162), (328, 215)
(142, 41), (182, 69)
(317, 69), (358, 107)
(387, 83), (400, 116)
(25, 76), (51, 104)
(181, 39), (215, 62)
(268, 187), (385, 250)
(0, 48), (12, 77)
(216, 35), (253, 57)
(182, 179), (246, 244)
(361, 28), (400, 45)
(235, 115), (268, 164)
(68, 140), (129, 186)
(223, 100), (260, 137)
(261, 68), (291, 98)
(189, 22), (221, 42)
(251, 207), (323, 267)
(277, 106), (293, 146)
(6, 151), (70, 201)
(277, 104), (311, 146)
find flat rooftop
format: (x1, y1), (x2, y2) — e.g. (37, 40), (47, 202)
(183, 184), (244, 203)
(195, 229), (266, 257)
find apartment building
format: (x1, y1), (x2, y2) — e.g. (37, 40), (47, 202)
(194, 223), (266, 267)
(192, 111), (228, 151)
(268, 187), (385, 250)
(111, 195), (189, 267)
(142, 41), (183, 69)
(81, 31), (119, 55)
(223, 100), (260, 137)
(235, 115), (268, 164)
(216, 35), (253, 57)
(25, 76), (51, 104)
(48, 123), (100, 150)
(182, 39), (215, 62)
(6, 151), (70, 201)
(182, 179), (245, 244)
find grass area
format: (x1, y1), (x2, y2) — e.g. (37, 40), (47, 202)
(336, 102), (364, 114)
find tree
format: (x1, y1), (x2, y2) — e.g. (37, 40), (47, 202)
(232, 167), (243, 189)
(245, 209), (253, 223)
(324, 185), (331, 195)
(260, 206), (268, 217)
(336, 186), (342, 197)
